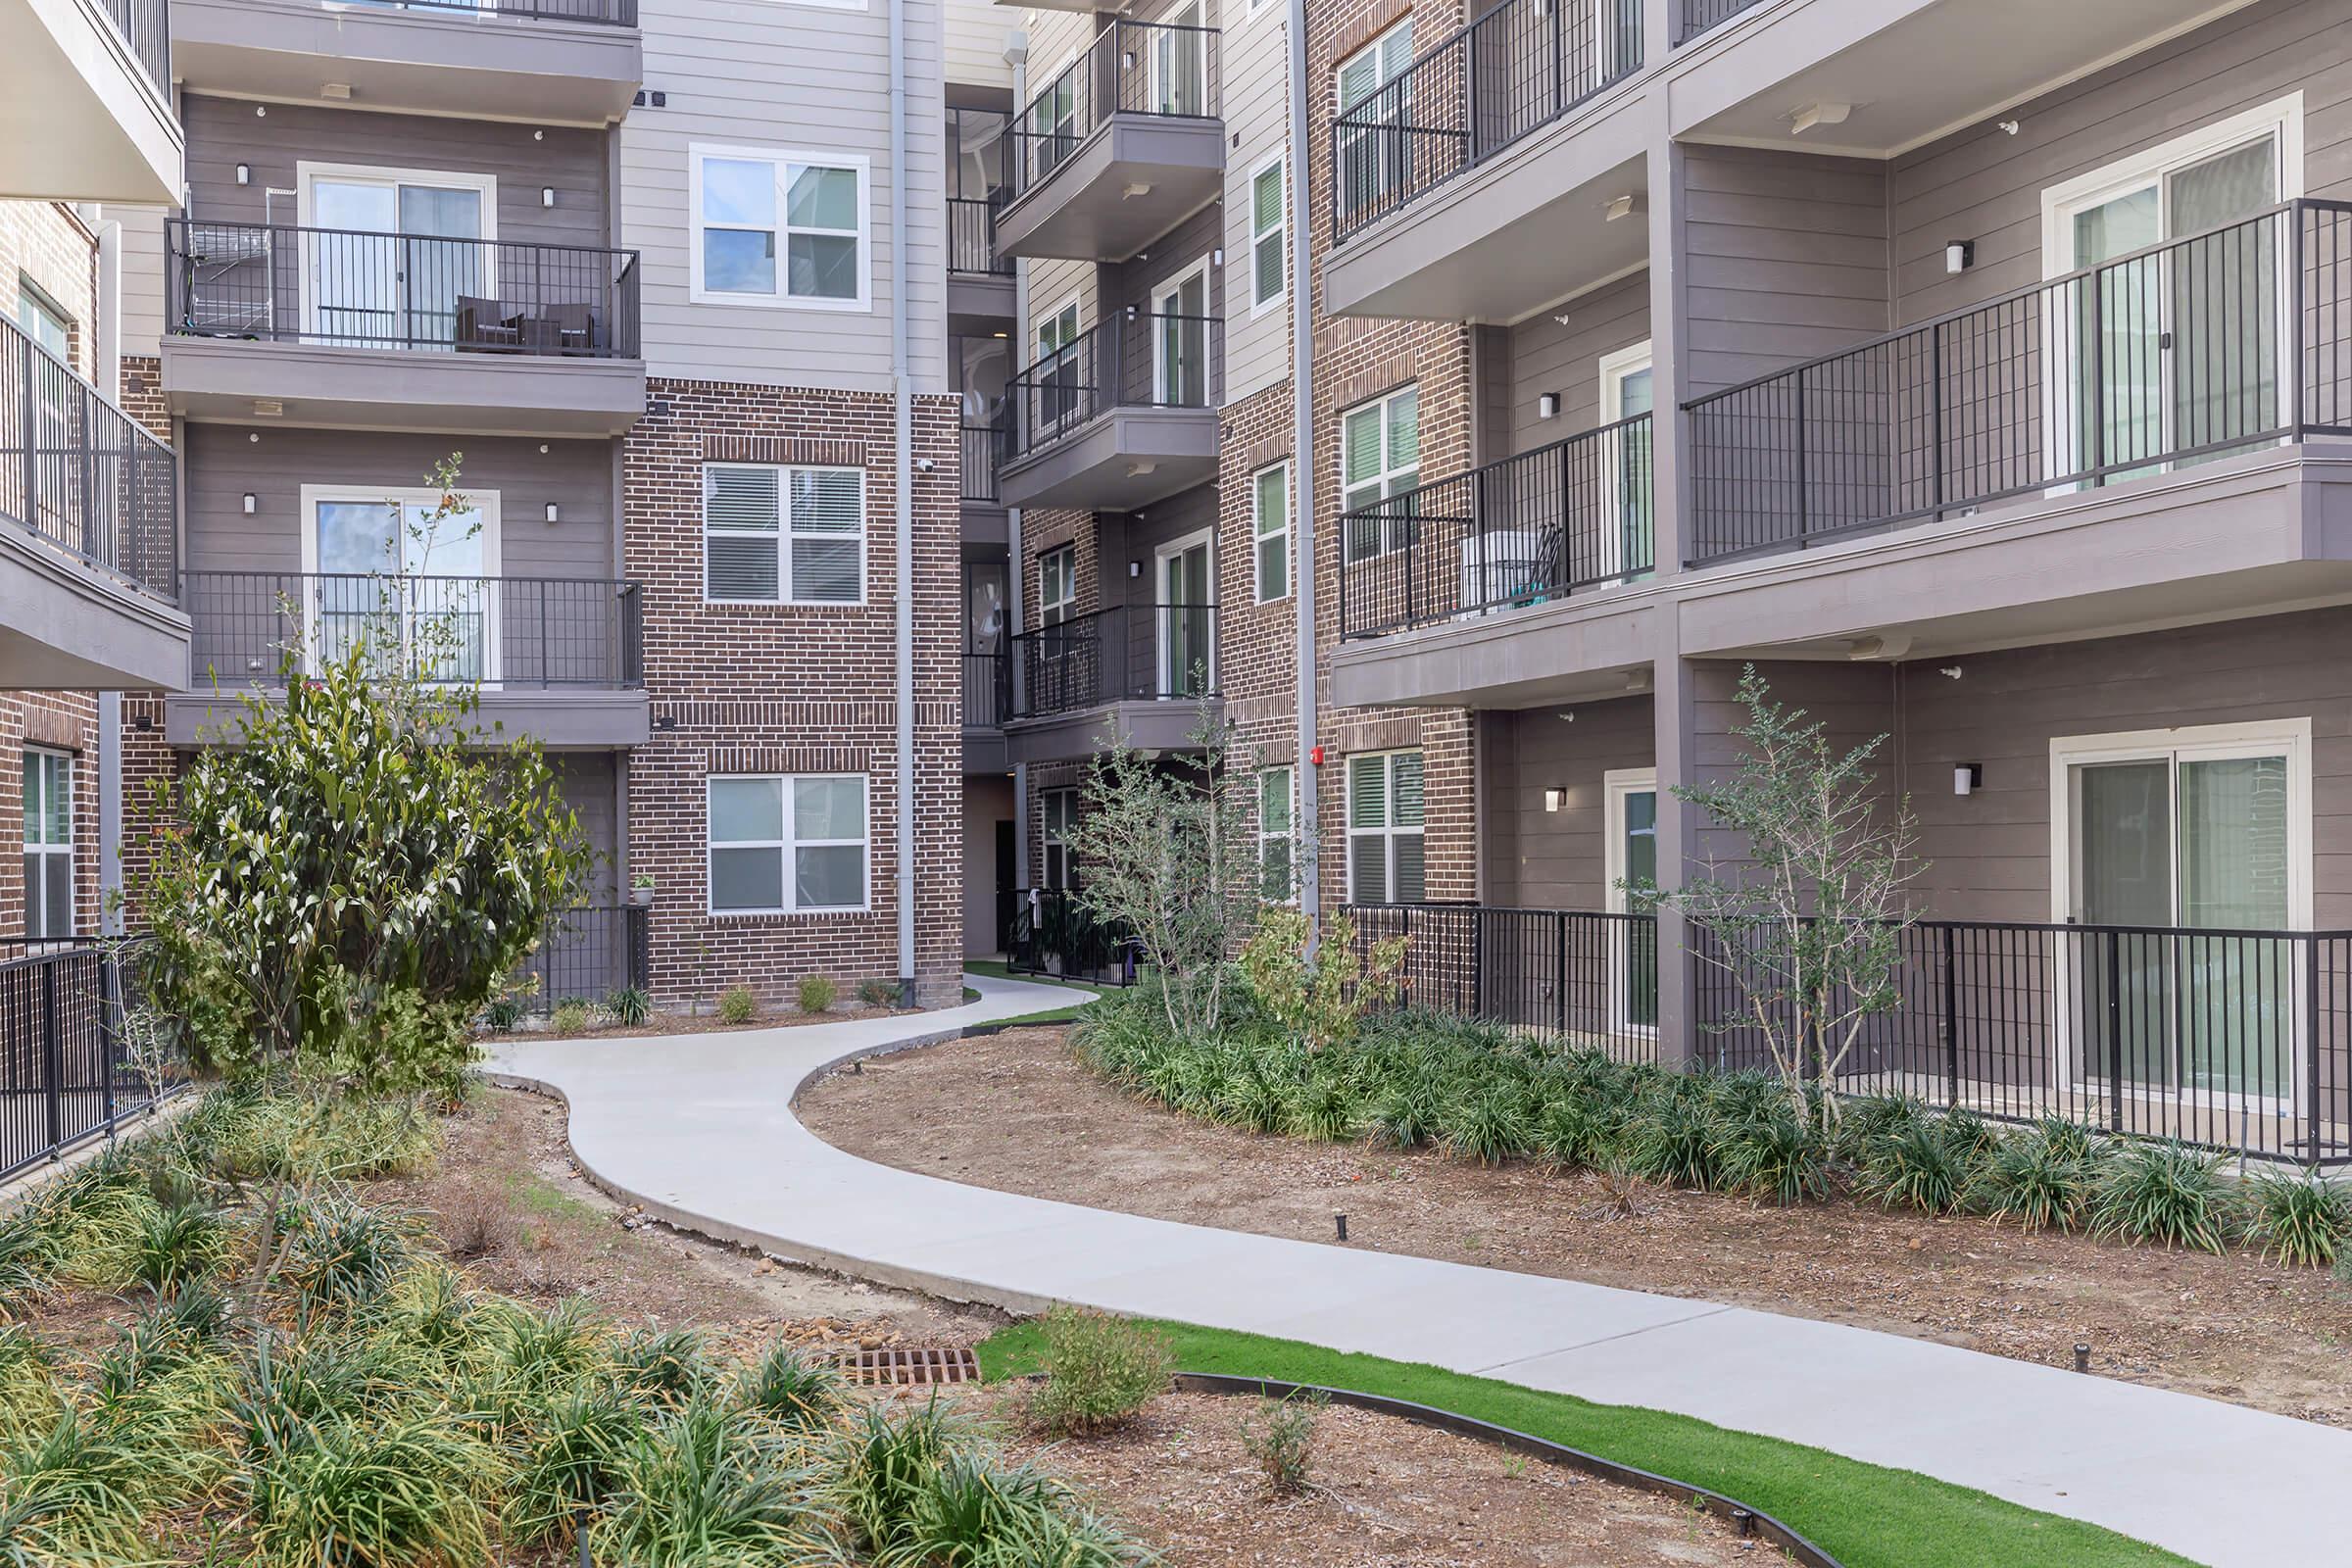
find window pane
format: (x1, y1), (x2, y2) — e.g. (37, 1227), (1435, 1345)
(1255, 233), (1284, 305)
(1349, 832), (1388, 903)
(790, 537), (860, 602)
(1343, 406), (1381, 485)
(710, 776), (783, 844)
(794, 775), (864, 841)
(1256, 534), (1286, 602)
(707, 466), (782, 530)
(1394, 832), (1425, 902)
(1387, 387), (1419, 469)
(707, 535), (781, 601)
(702, 159), (777, 226)
(704, 228), (777, 294)
(787, 233), (860, 300)
(1253, 165), (1283, 233)
(317, 500), (400, 574)
(1348, 755), (1386, 828)
(1261, 768), (1292, 833)
(711, 846), (784, 911)
(796, 845), (865, 908)
(42, 760), (67, 847)
(1254, 466), (1286, 534)
(42, 854), (69, 937)
(791, 468), (862, 531)
(19, 856), (36, 933)
(1392, 752), (1424, 826)
(786, 165), (859, 230)
(20, 756), (37, 842)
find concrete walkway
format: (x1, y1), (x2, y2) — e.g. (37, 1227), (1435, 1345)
(495, 970), (2351, 1568)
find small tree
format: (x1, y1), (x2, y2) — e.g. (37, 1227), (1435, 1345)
(1240, 908), (1405, 1054)
(1642, 665), (1924, 1132)
(1064, 705), (1264, 1038)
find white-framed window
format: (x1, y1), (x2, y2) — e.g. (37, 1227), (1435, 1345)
(1603, 767), (1659, 1034)
(1335, 19), (1415, 220)
(299, 484), (500, 683)
(1347, 750), (1423, 904)
(295, 163), (498, 348)
(1341, 385), (1419, 562)
(15, 281), (70, 363)
(1258, 765), (1295, 902)
(691, 146), (871, 311)
(702, 463), (865, 606)
(1249, 155), (1287, 313)
(708, 773), (869, 914)
(1038, 543), (1076, 626)
(22, 749), (72, 941)
(1251, 461), (1291, 603)
(1041, 787), (1078, 890)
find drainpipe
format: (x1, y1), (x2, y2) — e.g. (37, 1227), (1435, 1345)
(891, 0), (916, 1004)
(94, 215), (125, 935)
(1285, 0), (1320, 937)
(1006, 33), (1032, 898)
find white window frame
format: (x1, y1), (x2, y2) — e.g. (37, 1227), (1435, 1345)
(1596, 338), (1654, 578)
(1038, 542), (1076, 627)
(1153, 527), (1217, 696)
(1345, 748), (1423, 905)
(1602, 766), (1658, 1037)
(706, 773), (871, 916)
(1340, 385), (1419, 563)
(1334, 19), (1414, 220)
(1151, 255), (1213, 407)
(295, 162), (500, 344)
(689, 144), (873, 313)
(700, 462), (868, 607)
(298, 483), (504, 684)
(1149, 0), (1210, 118)
(1258, 764), (1296, 904)
(1041, 786), (1079, 891)
(1248, 153), (1288, 317)
(1250, 460), (1292, 604)
(23, 748), (72, 942)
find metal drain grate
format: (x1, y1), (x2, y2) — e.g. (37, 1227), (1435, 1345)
(839, 1347), (981, 1387)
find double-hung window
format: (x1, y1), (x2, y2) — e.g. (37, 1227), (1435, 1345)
(1041, 788), (1078, 890)
(708, 774), (869, 913)
(1341, 386), (1419, 562)
(1251, 462), (1290, 603)
(704, 464), (865, 605)
(693, 147), (869, 308)
(22, 750), (71, 940)
(1335, 20), (1415, 225)
(1347, 750), (1423, 905)
(1258, 765), (1295, 902)
(1250, 157), (1287, 312)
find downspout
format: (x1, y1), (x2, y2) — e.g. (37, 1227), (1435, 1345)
(891, 0), (916, 1003)
(94, 216), (124, 936)
(1285, 0), (1320, 936)
(1005, 34), (1032, 897)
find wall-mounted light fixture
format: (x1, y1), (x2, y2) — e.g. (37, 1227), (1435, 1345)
(235, 164), (251, 186)
(1543, 787), (1566, 813)
(1954, 762), (1984, 797)
(1211, 247), (1224, 268)
(1537, 391), (1561, 420)
(541, 187), (556, 209)
(1128, 560), (1142, 578)
(241, 492), (257, 514)
(544, 503), (560, 523)
(1943, 239), (1975, 274)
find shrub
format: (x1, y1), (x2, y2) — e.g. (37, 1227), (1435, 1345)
(592, 1396), (834, 1568)
(1025, 1306), (1171, 1439)
(1215, 1060), (1291, 1136)
(1438, 1085), (1535, 1168)
(1713, 1109), (1829, 1206)
(245, 1414), (493, 1568)
(732, 1341), (844, 1432)
(488, 1297), (612, 1403)
(1534, 1096), (1619, 1173)
(858, 978), (901, 1009)
(2244, 1171), (2352, 1268)
(1241, 1392), (1323, 1495)
(1281, 1075), (1362, 1143)
(833, 1397), (970, 1557)
(2090, 1143), (2230, 1252)
(0, 1326), (58, 1439)
(552, 1001), (592, 1037)
(1854, 1117), (1978, 1214)
(483, 994), (528, 1033)
(1239, 909), (1407, 1054)
(606, 987), (654, 1028)
(1973, 1126), (2100, 1232)
(886, 1449), (1145, 1568)
(435, 1187), (519, 1262)
(1366, 1080), (1444, 1151)
(1622, 1089), (1719, 1191)
(127, 1200), (227, 1297)
(795, 976), (836, 1015)
(0, 1407), (154, 1564)
(505, 1380), (649, 1547)
(278, 1191), (416, 1314)
(721, 986), (761, 1024)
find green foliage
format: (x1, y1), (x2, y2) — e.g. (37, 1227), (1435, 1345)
(1621, 1086), (1720, 1190)
(277, 1190), (417, 1315)
(1854, 1118), (1978, 1215)
(2090, 1144), (2231, 1253)
(553, 1000), (593, 1037)
(0, 1406), (156, 1567)
(612, 1327), (715, 1408)
(245, 1413), (493, 1568)
(731, 1341), (845, 1433)
(606, 987), (655, 1028)
(858, 978), (902, 1009)
(1972, 1125), (2104, 1233)
(483, 994), (529, 1032)
(1439, 1084), (1535, 1168)
(878, 1448), (1148, 1568)
(1025, 1306), (1172, 1439)
(1240, 1392), (1323, 1495)
(1239, 909), (1405, 1054)
(506, 1380), (648, 1548)
(721, 986), (760, 1025)
(1714, 1107), (1830, 1206)
(592, 1396), (833, 1566)
(1280, 1074), (1361, 1143)
(832, 1398), (969, 1558)
(127, 1200), (228, 1297)
(2243, 1171), (2351, 1268)
(794, 976), (835, 1015)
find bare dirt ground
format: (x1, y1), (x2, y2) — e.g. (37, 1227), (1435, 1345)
(799, 1026), (2352, 1426)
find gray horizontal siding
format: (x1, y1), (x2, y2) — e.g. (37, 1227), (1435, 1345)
(1501, 268), (1648, 451)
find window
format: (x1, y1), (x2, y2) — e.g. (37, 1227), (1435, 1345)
(1250, 157), (1287, 311)
(301, 485), (498, 682)
(1251, 462), (1290, 603)
(708, 774), (869, 913)
(1335, 20), (1414, 220)
(1038, 544), (1076, 626)
(692, 147), (869, 309)
(22, 750), (71, 940)
(15, 283), (69, 362)
(1341, 386), (1419, 562)
(1258, 765), (1295, 902)
(703, 464), (865, 605)
(1347, 750), (1423, 904)
(1041, 788), (1078, 890)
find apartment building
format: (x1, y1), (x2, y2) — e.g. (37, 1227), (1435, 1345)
(0, 0), (186, 947)
(121, 0), (988, 1008)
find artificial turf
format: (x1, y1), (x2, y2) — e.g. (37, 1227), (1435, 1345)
(976, 1317), (2200, 1568)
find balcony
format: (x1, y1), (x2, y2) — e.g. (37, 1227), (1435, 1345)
(994, 18), (1224, 264)
(169, 0), (642, 127)
(0, 310), (187, 691)
(947, 196), (1015, 332)
(162, 220), (645, 437)
(1322, 0), (1646, 322)
(1675, 200), (2352, 662)
(962, 650), (1007, 772)
(997, 313), (1219, 512)
(1004, 602), (1217, 762)
(169, 570), (648, 747)
(0, 0), (180, 202)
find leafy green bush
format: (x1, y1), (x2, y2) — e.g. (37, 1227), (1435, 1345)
(483, 994), (528, 1033)
(552, 1000), (592, 1037)
(2090, 1144), (2231, 1252)
(606, 987), (654, 1028)
(858, 978), (901, 1009)
(1281, 1075), (1361, 1143)
(721, 986), (761, 1024)
(1025, 1306), (1171, 1439)
(1239, 909), (1406, 1054)
(1971, 1125), (2101, 1232)
(2243, 1171), (2352, 1268)
(731, 1341), (844, 1432)
(506, 1380), (650, 1548)
(1713, 1108), (1829, 1205)
(795, 976), (835, 1015)
(883, 1449), (1147, 1568)
(1854, 1118), (1978, 1214)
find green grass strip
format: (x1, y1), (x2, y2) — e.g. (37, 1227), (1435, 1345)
(963, 959), (1104, 1027)
(976, 1318), (2199, 1568)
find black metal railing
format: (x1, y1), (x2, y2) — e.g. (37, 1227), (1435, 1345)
(1004, 888), (1138, 987)
(1008, 603), (1218, 719)
(948, 197), (1010, 277)
(1339, 411), (1652, 641)
(167, 220), (642, 359)
(0, 940), (182, 1186)
(1692, 918), (2352, 1166)
(1002, 313), (1218, 463)
(183, 571), (645, 690)
(98, 0), (171, 97)
(514, 904), (650, 1014)
(960, 420), (1001, 503)
(1331, 0), (1642, 245)
(0, 311), (179, 604)
(1345, 904), (1659, 1065)
(333, 0), (639, 22)
(1675, 0), (1770, 44)
(1005, 17), (1223, 203)
(1685, 200), (2352, 565)
(962, 651), (1008, 729)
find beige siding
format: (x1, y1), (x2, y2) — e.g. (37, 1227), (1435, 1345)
(622, 0), (949, 394)
(945, 0), (1014, 91)
(1220, 0), (1290, 405)
(105, 205), (169, 361)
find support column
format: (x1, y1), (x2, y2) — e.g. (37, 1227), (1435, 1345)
(1650, 653), (1700, 1072)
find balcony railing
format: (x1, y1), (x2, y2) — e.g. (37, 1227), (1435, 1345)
(962, 651), (1008, 729)
(1004, 888), (1139, 987)
(1685, 200), (2352, 565)
(948, 197), (1009, 277)
(99, 0), (171, 97)
(1005, 18), (1222, 204)
(0, 311), (178, 603)
(1674, 0), (1770, 44)
(167, 220), (642, 359)
(1331, 0), (1642, 245)
(1003, 313), (1218, 463)
(513, 904), (650, 1015)
(1338, 412), (1652, 641)
(1008, 603), (1218, 720)
(1346, 903), (1659, 1064)
(336, 0), (639, 23)
(0, 939), (182, 1185)
(960, 420), (1001, 503)
(184, 571), (644, 690)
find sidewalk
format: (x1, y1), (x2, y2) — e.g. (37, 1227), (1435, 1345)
(493, 970), (2350, 1568)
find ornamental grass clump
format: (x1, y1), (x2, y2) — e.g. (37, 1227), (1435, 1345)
(1024, 1306), (1172, 1440)
(1970, 1119), (2108, 1233)
(2090, 1143), (2232, 1253)
(591, 1396), (833, 1568)
(733, 1341), (845, 1433)
(878, 1449), (1149, 1568)
(1854, 1117), (1980, 1215)
(2243, 1171), (2352, 1268)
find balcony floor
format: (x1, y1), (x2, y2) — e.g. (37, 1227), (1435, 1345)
(162, 337), (647, 439)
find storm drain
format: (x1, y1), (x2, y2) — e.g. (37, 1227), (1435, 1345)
(838, 1346), (981, 1387)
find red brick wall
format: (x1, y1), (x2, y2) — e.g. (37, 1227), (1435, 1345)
(624, 377), (965, 1008)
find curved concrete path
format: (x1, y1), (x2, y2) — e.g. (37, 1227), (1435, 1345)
(494, 970), (2351, 1568)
